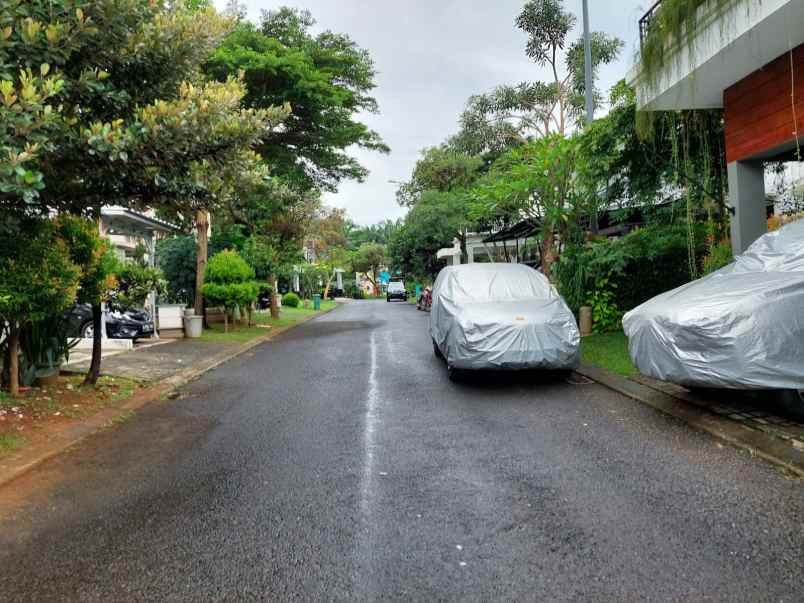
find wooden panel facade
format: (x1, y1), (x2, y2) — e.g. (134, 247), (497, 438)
(724, 43), (804, 163)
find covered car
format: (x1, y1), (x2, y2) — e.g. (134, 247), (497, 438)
(430, 263), (580, 375)
(623, 219), (804, 390)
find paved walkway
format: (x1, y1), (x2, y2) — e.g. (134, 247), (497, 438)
(65, 338), (242, 383)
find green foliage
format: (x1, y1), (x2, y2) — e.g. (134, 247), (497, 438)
(204, 8), (389, 192)
(351, 242), (386, 285)
(454, 0), (623, 153)
(157, 235), (197, 304)
(2, 0), (238, 212)
(585, 275), (622, 334)
(202, 249), (259, 310)
(637, 0), (738, 94)
(19, 314), (73, 386)
(0, 218), (80, 327)
(702, 240), (733, 275)
(282, 292), (300, 308)
(469, 134), (597, 275)
(389, 191), (472, 279)
(396, 146), (483, 206)
(110, 263), (166, 309)
(346, 219), (401, 249)
(555, 223), (708, 314)
(580, 331), (637, 377)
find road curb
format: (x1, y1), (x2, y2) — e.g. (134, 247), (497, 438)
(575, 364), (804, 478)
(0, 305), (339, 490)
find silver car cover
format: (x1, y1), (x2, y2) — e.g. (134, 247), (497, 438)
(430, 263), (580, 370)
(623, 219), (804, 389)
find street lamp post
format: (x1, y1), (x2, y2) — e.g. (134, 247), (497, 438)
(582, 0), (594, 126)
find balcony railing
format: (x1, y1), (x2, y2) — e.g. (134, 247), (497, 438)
(638, 0), (664, 48)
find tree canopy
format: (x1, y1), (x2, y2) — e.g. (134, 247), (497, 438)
(204, 7), (389, 192)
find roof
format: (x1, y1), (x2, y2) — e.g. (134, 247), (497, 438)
(101, 207), (179, 236)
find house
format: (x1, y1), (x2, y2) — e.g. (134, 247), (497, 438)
(631, 0), (804, 254)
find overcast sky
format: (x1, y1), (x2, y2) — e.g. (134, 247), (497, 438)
(214, 0), (649, 225)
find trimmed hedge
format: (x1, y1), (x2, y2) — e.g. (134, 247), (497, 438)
(282, 292), (300, 308)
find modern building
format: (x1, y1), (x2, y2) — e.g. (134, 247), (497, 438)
(631, 0), (804, 253)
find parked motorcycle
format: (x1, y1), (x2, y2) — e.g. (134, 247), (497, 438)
(416, 287), (432, 312)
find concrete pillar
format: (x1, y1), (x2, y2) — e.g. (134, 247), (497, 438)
(336, 270), (343, 290)
(467, 246), (475, 264)
(292, 270), (300, 292)
(727, 160), (767, 254)
(451, 253), (460, 266)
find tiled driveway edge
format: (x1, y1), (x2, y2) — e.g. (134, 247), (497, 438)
(576, 364), (804, 479)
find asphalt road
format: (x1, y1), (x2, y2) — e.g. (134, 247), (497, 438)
(1, 300), (803, 601)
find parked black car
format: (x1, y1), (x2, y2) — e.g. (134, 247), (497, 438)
(63, 304), (155, 340)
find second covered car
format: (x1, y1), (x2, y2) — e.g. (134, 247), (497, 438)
(430, 263), (580, 376)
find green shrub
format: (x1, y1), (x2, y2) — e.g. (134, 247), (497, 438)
(282, 292), (300, 308)
(702, 241), (733, 275)
(556, 223), (708, 313)
(111, 262), (167, 309)
(585, 275), (622, 333)
(202, 250), (260, 324)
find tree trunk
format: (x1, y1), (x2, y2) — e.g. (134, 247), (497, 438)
(541, 231), (557, 280)
(323, 271), (335, 301)
(223, 311), (228, 333)
(269, 274), (280, 319)
(194, 209), (209, 316)
(8, 324), (19, 397)
(83, 303), (103, 386)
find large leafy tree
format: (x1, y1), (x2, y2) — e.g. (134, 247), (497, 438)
(388, 191), (475, 280)
(469, 134), (596, 278)
(453, 0), (622, 155)
(2, 0), (288, 383)
(205, 7), (389, 193)
(396, 145), (484, 207)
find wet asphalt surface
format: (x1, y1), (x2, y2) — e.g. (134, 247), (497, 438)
(1, 300), (803, 601)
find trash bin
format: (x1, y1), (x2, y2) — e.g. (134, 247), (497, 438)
(313, 294), (321, 311)
(184, 315), (203, 338)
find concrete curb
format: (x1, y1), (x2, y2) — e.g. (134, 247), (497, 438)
(0, 305), (339, 490)
(576, 364), (804, 478)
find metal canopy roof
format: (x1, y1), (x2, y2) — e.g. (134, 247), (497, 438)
(101, 207), (179, 237)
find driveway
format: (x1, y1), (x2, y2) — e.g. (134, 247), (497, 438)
(1, 300), (803, 601)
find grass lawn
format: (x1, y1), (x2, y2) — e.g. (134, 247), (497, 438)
(199, 300), (338, 342)
(580, 330), (639, 378)
(0, 374), (140, 458)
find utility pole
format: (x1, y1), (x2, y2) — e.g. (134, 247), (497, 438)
(582, 0), (594, 125)
(582, 0), (599, 234)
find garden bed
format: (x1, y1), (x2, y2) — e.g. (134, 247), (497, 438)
(0, 375), (142, 458)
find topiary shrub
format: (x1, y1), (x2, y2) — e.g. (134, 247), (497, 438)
(282, 292), (300, 308)
(202, 250), (260, 331)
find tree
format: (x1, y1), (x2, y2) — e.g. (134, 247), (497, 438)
(204, 7), (389, 192)
(395, 146), (484, 207)
(202, 249), (260, 332)
(0, 218), (80, 395)
(158, 235), (197, 305)
(2, 0), (275, 380)
(389, 191), (475, 280)
(345, 219), (401, 249)
(453, 0), (622, 155)
(469, 134), (596, 278)
(351, 242), (386, 292)
(221, 177), (316, 317)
